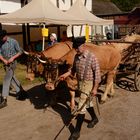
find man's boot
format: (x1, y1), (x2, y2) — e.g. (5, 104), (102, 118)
(86, 107), (98, 128)
(69, 114), (85, 140)
(16, 90), (28, 101)
(0, 96), (7, 109)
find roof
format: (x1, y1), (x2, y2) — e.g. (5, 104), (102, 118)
(92, 0), (122, 15)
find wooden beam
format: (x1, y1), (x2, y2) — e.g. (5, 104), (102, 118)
(84, 0), (87, 6)
(92, 39), (140, 44)
(27, 24), (30, 45)
(70, 0), (73, 6)
(22, 24), (27, 48)
(57, 0), (59, 8)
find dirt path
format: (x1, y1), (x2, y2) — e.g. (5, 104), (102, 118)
(0, 81), (140, 140)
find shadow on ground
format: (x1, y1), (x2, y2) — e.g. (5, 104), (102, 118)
(25, 81), (75, 139)
(24, 81), (72, 110)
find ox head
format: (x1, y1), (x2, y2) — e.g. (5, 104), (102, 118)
(37, 57), (67, 90)
(24, 50), (44, 80)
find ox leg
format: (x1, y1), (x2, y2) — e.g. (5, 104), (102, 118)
(26, 61), (35, 81)
(109, 71), (117, 97)
(70, 90), (75, 111)
(109, 83), (115, 97)
(101, 71), (115, 103)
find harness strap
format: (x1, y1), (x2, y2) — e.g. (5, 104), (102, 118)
(64, 41), (73, 50)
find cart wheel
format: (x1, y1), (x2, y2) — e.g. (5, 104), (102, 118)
(134, 63), (140, 91)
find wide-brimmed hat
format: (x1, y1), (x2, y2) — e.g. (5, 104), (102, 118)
(0, 30), (7, 39)
(72, 36), (86, 49)
(50, 33), (57, 40)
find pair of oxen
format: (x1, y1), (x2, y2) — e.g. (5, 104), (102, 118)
(24, 34), (140, 110)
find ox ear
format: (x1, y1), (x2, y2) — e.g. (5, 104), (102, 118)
(36, 53), (42, 58)
(57, 59), (66, 65)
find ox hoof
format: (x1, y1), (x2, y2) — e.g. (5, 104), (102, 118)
(100, 100), (106, 104)
(108, 94), (114, 98)
(110, 95), (114, 98)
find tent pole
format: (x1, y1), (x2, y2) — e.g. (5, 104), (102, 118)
(27, 23), (30, 45)
(112, 25), (114, 39)
(42, 24), (45, 51)
(0, 23), (2, 30)
(101, 25), (103, 39)
(22, 24), (27, 49)
(85, 24), (89, 42)
(95, 25), (97, 39)
(57, 25), (60, 42)
(91, 25), (94, 41)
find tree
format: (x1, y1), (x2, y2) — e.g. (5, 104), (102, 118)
(111, 0), (140, 11)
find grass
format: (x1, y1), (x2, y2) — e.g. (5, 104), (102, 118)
(0, 62), (44, 87)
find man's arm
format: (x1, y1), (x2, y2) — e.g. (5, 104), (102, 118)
(8, 52), (21, 63)
(0, 55), (8, 65)
(59, 56), (76, 80)
(91, 56), (101, 96)
(59, 70), (71, 80)
(8, 39), (22, 63)
(91, 81), (100, 96)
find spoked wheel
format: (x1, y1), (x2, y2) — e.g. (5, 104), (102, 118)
(134, 63), (140, 91)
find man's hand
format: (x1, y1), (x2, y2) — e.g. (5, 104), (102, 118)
(91, 88), (97, 96)
(8, 57), (14, 63)
(3, 59), (8, 65)
(59, 71), (71, 81)
(91, 81), (99, 96)
(59, 73), (68, 81)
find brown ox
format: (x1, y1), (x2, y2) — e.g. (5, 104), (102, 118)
(42, 34), (140, 109)
(41, 43), (121, 106)
(24, 41), (72, 81)
(41, 41), (72, 59)
(39, 45), (121, 108)
(60, 45), (121, 106)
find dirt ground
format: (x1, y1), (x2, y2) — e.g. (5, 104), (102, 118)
(0, 75), (140, 140)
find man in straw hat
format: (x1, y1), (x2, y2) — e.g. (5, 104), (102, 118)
(59, 36), (101, 140)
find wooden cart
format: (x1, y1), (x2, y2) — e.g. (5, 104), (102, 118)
(92, 40), (140, 91)
(118, 43), (140, 91)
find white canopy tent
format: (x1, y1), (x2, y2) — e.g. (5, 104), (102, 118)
(0, 0), (114, 49)
(65, 0), (113, 26)
(0, 0), (113, 25)
(0, 0), (76, 25)
(65, 0), (114, 38)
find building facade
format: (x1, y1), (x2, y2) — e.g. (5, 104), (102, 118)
(0, 0), (139, 47)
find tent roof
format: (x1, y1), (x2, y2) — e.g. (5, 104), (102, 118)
(0, 0), (113, 25)
(0, 0), (76, 24)
(65, 0), (113, 25)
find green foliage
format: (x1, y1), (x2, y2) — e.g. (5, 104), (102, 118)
(111, 0), (140, 11)
(0, 63), (43, 86)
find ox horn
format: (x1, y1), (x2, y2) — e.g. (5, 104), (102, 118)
(23, 50), (30, 55)
(37, 57), (47, 63)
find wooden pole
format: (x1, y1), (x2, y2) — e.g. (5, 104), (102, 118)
(92, 39), (140, 44)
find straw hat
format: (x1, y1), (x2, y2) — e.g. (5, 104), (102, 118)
(72, 36), (86, 49)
